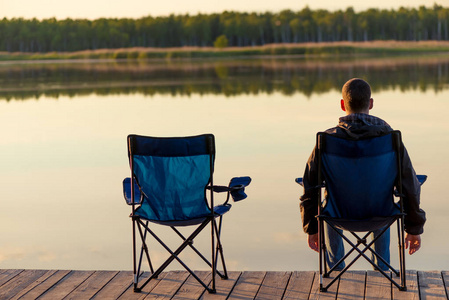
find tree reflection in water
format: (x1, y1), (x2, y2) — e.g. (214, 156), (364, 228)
(0, 55), (448, 101)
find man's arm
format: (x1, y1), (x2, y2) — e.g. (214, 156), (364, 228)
(400, 145), (426, 236)
(300, 146), (320, 235)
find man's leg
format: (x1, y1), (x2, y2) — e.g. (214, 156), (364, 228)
(324, 223), (345, 271)
(371, 227), (390, 271)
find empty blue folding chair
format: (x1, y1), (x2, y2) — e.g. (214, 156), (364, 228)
(297, 130), (426, 291)
(123, 134), (251, 293)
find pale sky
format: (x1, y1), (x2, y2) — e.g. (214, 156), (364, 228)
(1, 0), (448, 20)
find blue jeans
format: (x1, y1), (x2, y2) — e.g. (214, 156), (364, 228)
(324, 223), (390, 271)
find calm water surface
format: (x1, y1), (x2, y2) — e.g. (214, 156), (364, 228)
(0, 56), (448, 271)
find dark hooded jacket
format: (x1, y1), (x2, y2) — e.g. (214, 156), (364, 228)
(300, 113), (426, 235)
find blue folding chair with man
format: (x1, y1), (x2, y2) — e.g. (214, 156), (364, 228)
(298, 78), (426, 291)
(123, 134), (251, 293)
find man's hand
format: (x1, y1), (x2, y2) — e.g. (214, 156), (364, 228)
(308, 233), (319, 252)
(405, 233), (421, 255)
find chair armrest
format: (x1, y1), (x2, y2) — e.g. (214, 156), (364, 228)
(417, 175), (427, 185)
(207, 185), (232, 193)
(394, 174), (427, 197)
(228, 176), (251, 201)
(123, 177), (143, 205)
(206, 176), (252, 202)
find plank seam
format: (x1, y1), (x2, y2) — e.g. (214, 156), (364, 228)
(333, 273), (341, 299)
(21, 270), (71, 299)
(306, 272), (316, 300)
(390, 271), (393, 300)
(363, 271), (367, 300)
(62, 271), (96, 300)
(441, 271), (449, 299)
(225, 271), (243, 299)
(416, 271), (421, 300)
(89, 271), (121, 299)
(0, 270), (24, 288)
(253, 272), (267, 299)
(278, 271), (292, 300)
(172, 271), (190, 297)
(14, 270), (59, 300)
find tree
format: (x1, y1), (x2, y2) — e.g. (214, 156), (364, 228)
(214, 34), (229, 48)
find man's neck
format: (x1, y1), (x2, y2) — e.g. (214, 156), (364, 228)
(346, 110), (370, 115)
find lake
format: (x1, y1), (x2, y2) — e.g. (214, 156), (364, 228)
(0, 55), (448, 272)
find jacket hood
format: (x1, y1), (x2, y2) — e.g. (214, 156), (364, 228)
(326, 114), (393, 139)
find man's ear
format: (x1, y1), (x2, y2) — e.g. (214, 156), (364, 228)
(340, 99), (346, 112)
(369, 98), (374, 110)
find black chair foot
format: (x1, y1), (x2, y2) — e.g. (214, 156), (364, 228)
(400, 287), (407, 291)
(134, 287), (142, 293)
(208, 288), (216, 294)
(320, 287), (328, 292)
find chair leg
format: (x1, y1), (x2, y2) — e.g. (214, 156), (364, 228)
(171, 224), (227, 279)
(210, 216), (218, 293)
(318, 218), (326, 291)
(322, 219), (407, 292)
(132, 218), (139, 292)
(398, 218), (407, 290)
(136, 219), (215, 293)
(136, 221), (154, 275)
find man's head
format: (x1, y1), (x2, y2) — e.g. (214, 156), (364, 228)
(341, 78), (373, 114)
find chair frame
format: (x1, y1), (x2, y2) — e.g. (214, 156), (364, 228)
(127, 134), (230, 293)
(316, 131), (407, 292)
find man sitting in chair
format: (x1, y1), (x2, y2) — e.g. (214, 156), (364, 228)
(300, 78), (426, 271)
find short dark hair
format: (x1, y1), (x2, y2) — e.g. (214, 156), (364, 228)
(342, 78), (371, 113)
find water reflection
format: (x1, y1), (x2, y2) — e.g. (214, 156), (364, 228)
(1, 55), (449, 100)
(0, 56), (447, 272)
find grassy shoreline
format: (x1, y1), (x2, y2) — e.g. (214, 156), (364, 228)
(1, 41), (449, 61)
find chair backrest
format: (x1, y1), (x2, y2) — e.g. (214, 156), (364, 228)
(318, 131), (402, 220)
(127, 134), (215, 222)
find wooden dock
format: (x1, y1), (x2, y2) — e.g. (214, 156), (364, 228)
(0, 269), (448, 299)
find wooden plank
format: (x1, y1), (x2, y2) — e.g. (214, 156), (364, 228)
(200, 271), (241, 300)
(418, 271), (447, 299)
(0, 269), (50, 300)
(365, 270), (391, 299)
(335, 271), (366, 300)
(393, 270), (419, 300)
(18, 270), (71, 300)
(309, 271), (339, 300)
(37, 270), (94, 299)
(10, 270), (59, 300)
(91, 271), (134, 299)
(64, 270), (119, 299)
(283, 271), (315, 300)
(118, 272), (167, 300)
(254, 271), (291, 300)
(0, 269), (23, 286)
(172, 271), (211, 299)
(144, 271), (189, 300)
(227, 271), (266, 300)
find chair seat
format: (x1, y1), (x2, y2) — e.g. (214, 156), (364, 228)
(320, 214), (403, 232)
(134, 204), (232, 226)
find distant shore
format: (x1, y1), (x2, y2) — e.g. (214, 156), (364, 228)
(1, 41), (449, 62)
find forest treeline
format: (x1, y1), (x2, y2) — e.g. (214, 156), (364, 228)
(1, 4), (449, 52)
